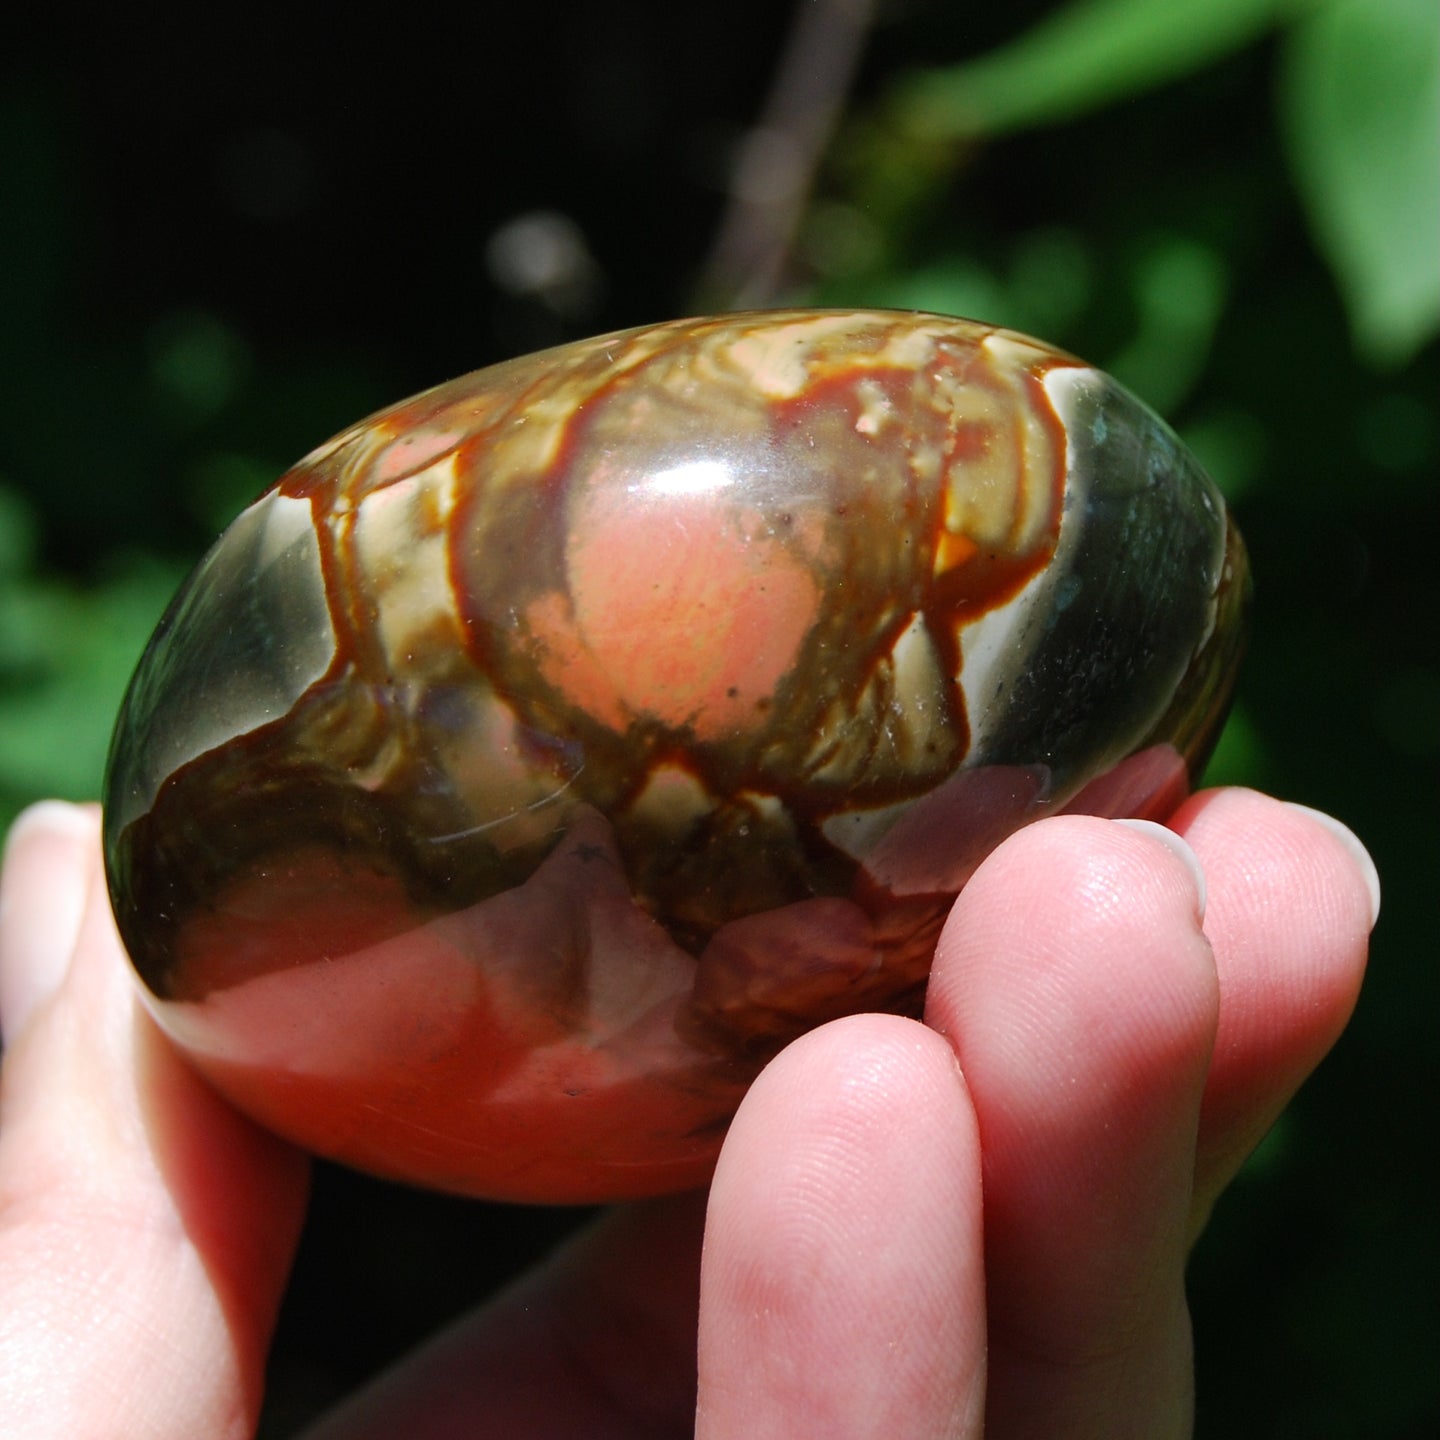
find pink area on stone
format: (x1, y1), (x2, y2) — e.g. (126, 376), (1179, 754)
(550, 482), (821, 740)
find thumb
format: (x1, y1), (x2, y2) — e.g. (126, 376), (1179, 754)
(0, 802), (309, 1440)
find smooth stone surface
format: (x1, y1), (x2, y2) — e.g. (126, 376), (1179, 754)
(104, 310), (1247, 1202)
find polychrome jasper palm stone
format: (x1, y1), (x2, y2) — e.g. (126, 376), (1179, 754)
(104, 310), (1247, 1202)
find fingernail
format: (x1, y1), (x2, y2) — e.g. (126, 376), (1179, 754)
(1282, 803), (1382, 927)
(0, 801), (94, 1043)
(1113, 817), (1207, 922)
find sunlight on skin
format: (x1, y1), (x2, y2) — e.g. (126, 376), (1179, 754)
(0, 790), (1374, 1439)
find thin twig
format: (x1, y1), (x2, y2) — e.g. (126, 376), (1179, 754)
(697, 0), (879, 311)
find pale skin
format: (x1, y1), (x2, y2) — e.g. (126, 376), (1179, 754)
(0, 789), (1376, 1438)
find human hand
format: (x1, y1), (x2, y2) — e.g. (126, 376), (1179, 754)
(0, 790), (1376, 1438)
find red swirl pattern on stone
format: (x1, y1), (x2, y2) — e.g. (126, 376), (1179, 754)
(103, 310), (1248, 1202)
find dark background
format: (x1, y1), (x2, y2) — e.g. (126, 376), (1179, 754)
(2, 2), (1435, 1435)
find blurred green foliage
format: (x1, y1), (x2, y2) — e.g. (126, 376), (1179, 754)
(896, 0), (1315, 139)
(3, 0), (1435, 824)
(1, 1), (1435, 1435)
(1282, 0), (1440, 364)
(885, 0), (1440, 366)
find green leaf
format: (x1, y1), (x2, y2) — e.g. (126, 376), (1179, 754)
(1281, 0), (1440, 365)
(0, 561), (181, 819)
(1199, 700), (1273, 792)
(895, 0), (1315, 140)
(1104, 236), (1230, 415)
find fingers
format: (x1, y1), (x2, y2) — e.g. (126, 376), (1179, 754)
(1168, 789), (1375, 1228)
(0, 803), (309, 1440)
(925, 815), (1216, 1440)
(308, 1020), (986, 1440)
(697, 1013), (986, 1440)
(304, 1020), (984, 1440)
(0, 790), (1365, 1440)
